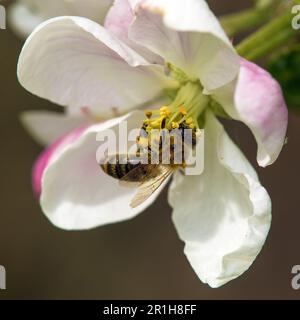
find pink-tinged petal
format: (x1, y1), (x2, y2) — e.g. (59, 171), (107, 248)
(32, 125), (88, 197)
(40, 111), (165, 230)
(104, 0), (163, 64)
(104, 0), (134, 40)
(213, 58), (288, 167)
(20, 110), (93, 146)
(129, 0), (239, 91)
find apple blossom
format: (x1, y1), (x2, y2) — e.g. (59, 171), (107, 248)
(17, 0), (288, 287)
(8, 0), (113, 38)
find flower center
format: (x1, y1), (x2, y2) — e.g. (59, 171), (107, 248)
(143, 81), (209, 132)
(134, 81), (209, 166)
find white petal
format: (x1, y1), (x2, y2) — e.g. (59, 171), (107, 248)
(40, 111), (164, 230)
(104, 0), (163, 64)
(129, 0), (239, 91)
(20, 110), (93, 146)
(168, 112), (271, 287)
(213, 58), (288, 167)
(32, 124), (89, 197)
(18, 16), (172, 117)
(9, 0), (113, 38)
(8, 2), (44, 39)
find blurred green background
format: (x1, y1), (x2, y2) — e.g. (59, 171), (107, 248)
(0, 0), (300, 299)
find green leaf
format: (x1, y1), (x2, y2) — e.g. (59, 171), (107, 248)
(268, 45), (300, 110)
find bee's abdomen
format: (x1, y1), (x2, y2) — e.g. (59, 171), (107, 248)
(100, 155), (140, 180)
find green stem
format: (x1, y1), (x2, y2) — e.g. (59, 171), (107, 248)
(243, 29), (295, 61)
(236, 10), (297, 61)
(220, 7), (271, 37)
(220, 0), (283, 37)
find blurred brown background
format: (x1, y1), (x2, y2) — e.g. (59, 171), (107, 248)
(0, 0), (299, 300)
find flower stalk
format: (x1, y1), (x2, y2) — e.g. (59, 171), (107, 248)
(236, 7), (298, 61)
(220, 0), (282, 37)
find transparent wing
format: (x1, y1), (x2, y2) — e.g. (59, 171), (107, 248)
(118, 164), (161, 188)
(130, 165), (175, 208)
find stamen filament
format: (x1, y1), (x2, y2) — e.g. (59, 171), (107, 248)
(142, 81), (209, 139)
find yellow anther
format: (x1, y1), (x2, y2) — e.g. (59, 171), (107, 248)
(145, 110), (152, 118)
(179, 106), (187, 115)
(151, 119), (163, 128)
(186, 117), (194, 125)
(189, 123), (195, 129)
(160, 106), (171, 117)
(172, 122), (179, 129)
(160, 106), (170, 112)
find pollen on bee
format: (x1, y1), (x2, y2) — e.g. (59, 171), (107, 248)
(143, 119), (150, 126)
(172, 121), (179, 129)
(186, 117), (193, 125)
(138, 137), (149, 148)
(185, 117), (196, 129)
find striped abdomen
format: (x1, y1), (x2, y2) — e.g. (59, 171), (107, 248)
(100, 154), (147, 181)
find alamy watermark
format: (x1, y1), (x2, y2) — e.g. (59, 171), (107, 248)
(291, 265), (300, 290)
(292, 5), (300, 30)
(96, 122), (205, 176)
(0, 5), (6, 30)
(0, 265), (6, 290)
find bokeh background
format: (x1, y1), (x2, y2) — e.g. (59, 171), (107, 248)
(0, 0), (299, 300)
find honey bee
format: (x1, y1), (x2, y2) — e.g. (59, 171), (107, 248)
(101, 157), (178, 208)
(100, 121), (199, 208)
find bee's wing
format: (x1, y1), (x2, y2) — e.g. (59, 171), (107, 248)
(130, 165), (175, 208)
(118, 164), (161, 188)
